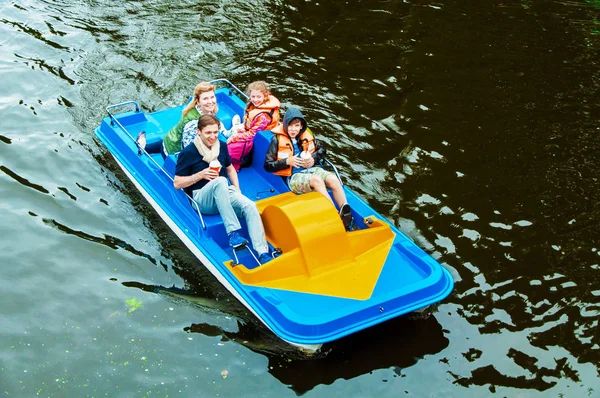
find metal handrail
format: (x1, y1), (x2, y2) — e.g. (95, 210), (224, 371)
(105, 102), (206, 231)
(323, 158), (344, 186)
(210, 78), (248, 100)
(106, 101), (140, 115)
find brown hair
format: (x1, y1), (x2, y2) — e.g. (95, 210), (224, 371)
(182, 82), (217, 117)
(197, 114), (221, 131)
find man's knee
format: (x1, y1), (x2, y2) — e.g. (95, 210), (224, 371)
(211, 176), (228, 190)
(247, 205), (260, 220)
(240, 196), (259, 213)
(233, 194), (259, 218)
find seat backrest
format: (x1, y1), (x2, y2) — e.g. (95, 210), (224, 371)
(163, 153), (178, 177)
(249, 130), (289, 192)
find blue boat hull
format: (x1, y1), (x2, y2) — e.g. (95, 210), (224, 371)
(94, 81), (454, 351)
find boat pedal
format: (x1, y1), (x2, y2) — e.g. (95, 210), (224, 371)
(230, 243), (247, 266)
(348, 219), (360, 231)
(231, 243), (260, 267)
(272, 247), (283, 258)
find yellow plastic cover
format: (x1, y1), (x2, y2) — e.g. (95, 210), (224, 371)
(227, 192), (394, 300)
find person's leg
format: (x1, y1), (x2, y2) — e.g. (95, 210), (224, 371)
(145, 139), (164, 155)
(227, 141), (246, 172)
(311, 168), (353, 230)
(136, 131), (167, 161)
(324, 173), (347, 208)
(228, 186), (269, 255)
(192, 177), (242, 234)
(289, 170), (327, 199)
(288, 173), (310, 195)
(221, 115), (241, 139)
(309, 175), (334, 205)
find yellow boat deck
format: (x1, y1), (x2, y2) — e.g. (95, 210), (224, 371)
(226, 192), (395, 300)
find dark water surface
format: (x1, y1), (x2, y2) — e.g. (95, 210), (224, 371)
(2, 0), (600, 396)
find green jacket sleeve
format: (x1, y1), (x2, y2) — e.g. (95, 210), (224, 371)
(163, 108), (200, 154)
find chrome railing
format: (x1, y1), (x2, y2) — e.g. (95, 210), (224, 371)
(210, 78), (248, 100)
(322, 158), (344, 186)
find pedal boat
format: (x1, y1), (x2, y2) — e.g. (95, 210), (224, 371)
(94, 79), (454, 353)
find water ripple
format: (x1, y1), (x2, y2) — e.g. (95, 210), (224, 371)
(0, 165), (50, 194)
(2, 0), (600, 396)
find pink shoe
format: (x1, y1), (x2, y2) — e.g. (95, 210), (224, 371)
(136, 131), (147, 151)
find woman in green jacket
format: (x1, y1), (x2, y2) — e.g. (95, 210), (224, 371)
(137, 82), (226, 157)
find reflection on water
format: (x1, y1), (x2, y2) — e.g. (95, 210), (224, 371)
(123, 279), (450, 394)
(2, 0), (600, 396)
(267, 314), (448, 395)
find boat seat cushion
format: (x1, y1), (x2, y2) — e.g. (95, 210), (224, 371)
(249, 130), (289, 192)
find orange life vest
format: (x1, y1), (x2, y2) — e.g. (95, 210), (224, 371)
(271, 126), (316, 177)
(244, 95), (281, 131)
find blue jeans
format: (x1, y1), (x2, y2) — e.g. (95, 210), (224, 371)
(192, 177), (268, 255)
(145, 139), (167, 159)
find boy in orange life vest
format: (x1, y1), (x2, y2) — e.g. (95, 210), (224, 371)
(226, 81), (281, 171)
(263, 106), (353, 230)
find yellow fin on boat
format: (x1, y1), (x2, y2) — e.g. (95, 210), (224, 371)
(227, 192), (394, 300)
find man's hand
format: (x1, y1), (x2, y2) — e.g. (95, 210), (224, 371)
(201, 167), (219, 181)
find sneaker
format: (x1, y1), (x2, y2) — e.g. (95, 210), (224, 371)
(228, 231), (248, 249)
(231, 114), (241, 127)
(136, 131), (147, 150)
(339, 203), (353, 231)
(258, 252), (273, 264)
(222, 114), (242, 138)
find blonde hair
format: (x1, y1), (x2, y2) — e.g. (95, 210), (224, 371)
(246, 80), (271, 97)
(182, 82), (217, 117)
(245, 81), (272, 113)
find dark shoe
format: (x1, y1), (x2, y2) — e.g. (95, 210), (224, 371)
(339, 203), (353, 231)
(258, 252), (273, 264)
(228, 231), (248, 249)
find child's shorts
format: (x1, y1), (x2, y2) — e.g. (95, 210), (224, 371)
(288, 167), (334, 194)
